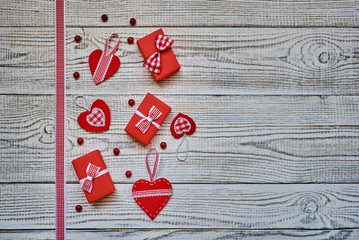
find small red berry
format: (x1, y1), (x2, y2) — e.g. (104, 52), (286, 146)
(77, 138), (84, 145)
(74, 35), (82, 42)
(101, 14), (108, 22)
(125, 170), (132, 178)
(128, 99), (135, 106)
(130, 18), (136, 25)
(75, 205), (82, 212)
(160, 142), (167, 149)
(73, 72), (80, 79)
(127, 37), (134, 44)
(113, 148), (120, 155)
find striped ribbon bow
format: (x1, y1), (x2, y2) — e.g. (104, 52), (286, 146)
(136, 106), (162, 134)
(143, 34), (174, 74)
(80, 163), (105, 193)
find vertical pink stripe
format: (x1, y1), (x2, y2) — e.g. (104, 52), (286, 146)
(55, 0), (66, 239)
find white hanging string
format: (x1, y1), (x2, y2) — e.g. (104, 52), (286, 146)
(74, 95), (90, 111)
(176, 134), (189, 162)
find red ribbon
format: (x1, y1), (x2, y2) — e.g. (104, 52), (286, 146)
(93, 33), (120, 85)
(136, 106), (162, 134)
(143, 34), (174, 74)
(146, 148), (159, 182)
(81, 163), (101, 193)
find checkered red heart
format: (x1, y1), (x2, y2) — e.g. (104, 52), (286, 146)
(86, 108), (105, 127)
(170, 113), (196, 138)
(78, 99), (111, 132)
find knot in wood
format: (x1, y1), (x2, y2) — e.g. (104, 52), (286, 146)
(302, 199), (318, 214)
(318, 52), (330, 64)
(44, 123), (54, 134)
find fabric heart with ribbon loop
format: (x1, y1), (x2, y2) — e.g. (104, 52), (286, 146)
(75, 96), (111, 132)
(170, 113), (196, 162)
(89, 33), (121, 85)
(132, 148), (172, 220)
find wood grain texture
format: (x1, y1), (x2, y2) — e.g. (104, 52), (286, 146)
(65, 27), (359, 95)
(0, 95), (54, 183)
(2, 229), (359, 240)
(0, 27), (54, 94)
(0, 184), (54, 229)
(2, 0), (358, 27)
(1, 94), (358, 183)
(1, 183), (359, 229)
(1, 27), (359, 95)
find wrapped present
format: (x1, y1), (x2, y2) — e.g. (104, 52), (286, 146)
(137, 29), (181, 81)
(125, 93), (171, 145)
(72, 150), (115, 203)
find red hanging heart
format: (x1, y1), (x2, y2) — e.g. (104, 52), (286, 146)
(89, 49), (120, 84)
(170, 113), (196, 138)
(77, 99), (111, 132)
(132, 178), (172, 220)
(132, 148), (172, 220)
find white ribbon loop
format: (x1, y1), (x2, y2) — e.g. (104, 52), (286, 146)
(176, 133), (189, 162)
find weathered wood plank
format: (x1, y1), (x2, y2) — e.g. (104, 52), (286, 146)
(0, 95), (54, 183)
(65, 27), (359, 95)
(1, 229), (359, 240)
(0, 0), (53, 27)
(2, 0), (358, 27)
(0, 27), (54, 94)
(0, 184), (54, 229)
(1, 95), (359, 183)
(1, 183), (359, 229)
(1, 27), (359, 95)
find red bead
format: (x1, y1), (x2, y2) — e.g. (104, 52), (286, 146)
(160, 142), (167, 149)
(130, 18), (136, 25)
(77, 138), (84, 145)
(113, 148), (120, 155)
(75, 205), (82, 212)
(101, 14), (108, 22)
(73, 72), (80, 79)
(128, 99), (135, 106)
(74, 35), (82, 42)
(125, 170), (132, 178)
(127, 37), (134, 44)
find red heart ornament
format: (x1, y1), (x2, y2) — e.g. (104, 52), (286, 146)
(89, 49), (120, 84)
(132, 178), (172, 220)
(170, 113), (196, 138)
(77, 99), (111, 132)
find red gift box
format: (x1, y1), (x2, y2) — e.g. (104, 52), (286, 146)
(72, 150), (115, 203)
(125, 93), (171, 145)
(137, 29), (181, 81)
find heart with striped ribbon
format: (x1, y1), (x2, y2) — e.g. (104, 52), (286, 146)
(132, 148), (172, 220)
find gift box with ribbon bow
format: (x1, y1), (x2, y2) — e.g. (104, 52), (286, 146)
(125, 93), (171, 145)
(137, 29), (181, 81)
(72, 150), (115, 203)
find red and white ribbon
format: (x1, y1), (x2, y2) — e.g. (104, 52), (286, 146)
(133, 188), (172, 198)
(55, 0), (66, 238)
(133, 149), (172, 198)
(146, 148), (160, 182)
(135, 106), (162, 134)
(79, 163), (109, 193)
(143, 34), (173, 74)
(93, 33), (120, 85)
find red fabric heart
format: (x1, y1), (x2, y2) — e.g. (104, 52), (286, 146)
(89, 49), (120, 84)
(132, 178), (172, 220)
(170, 113), (196, 138)
(77, 99), (111, 132)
